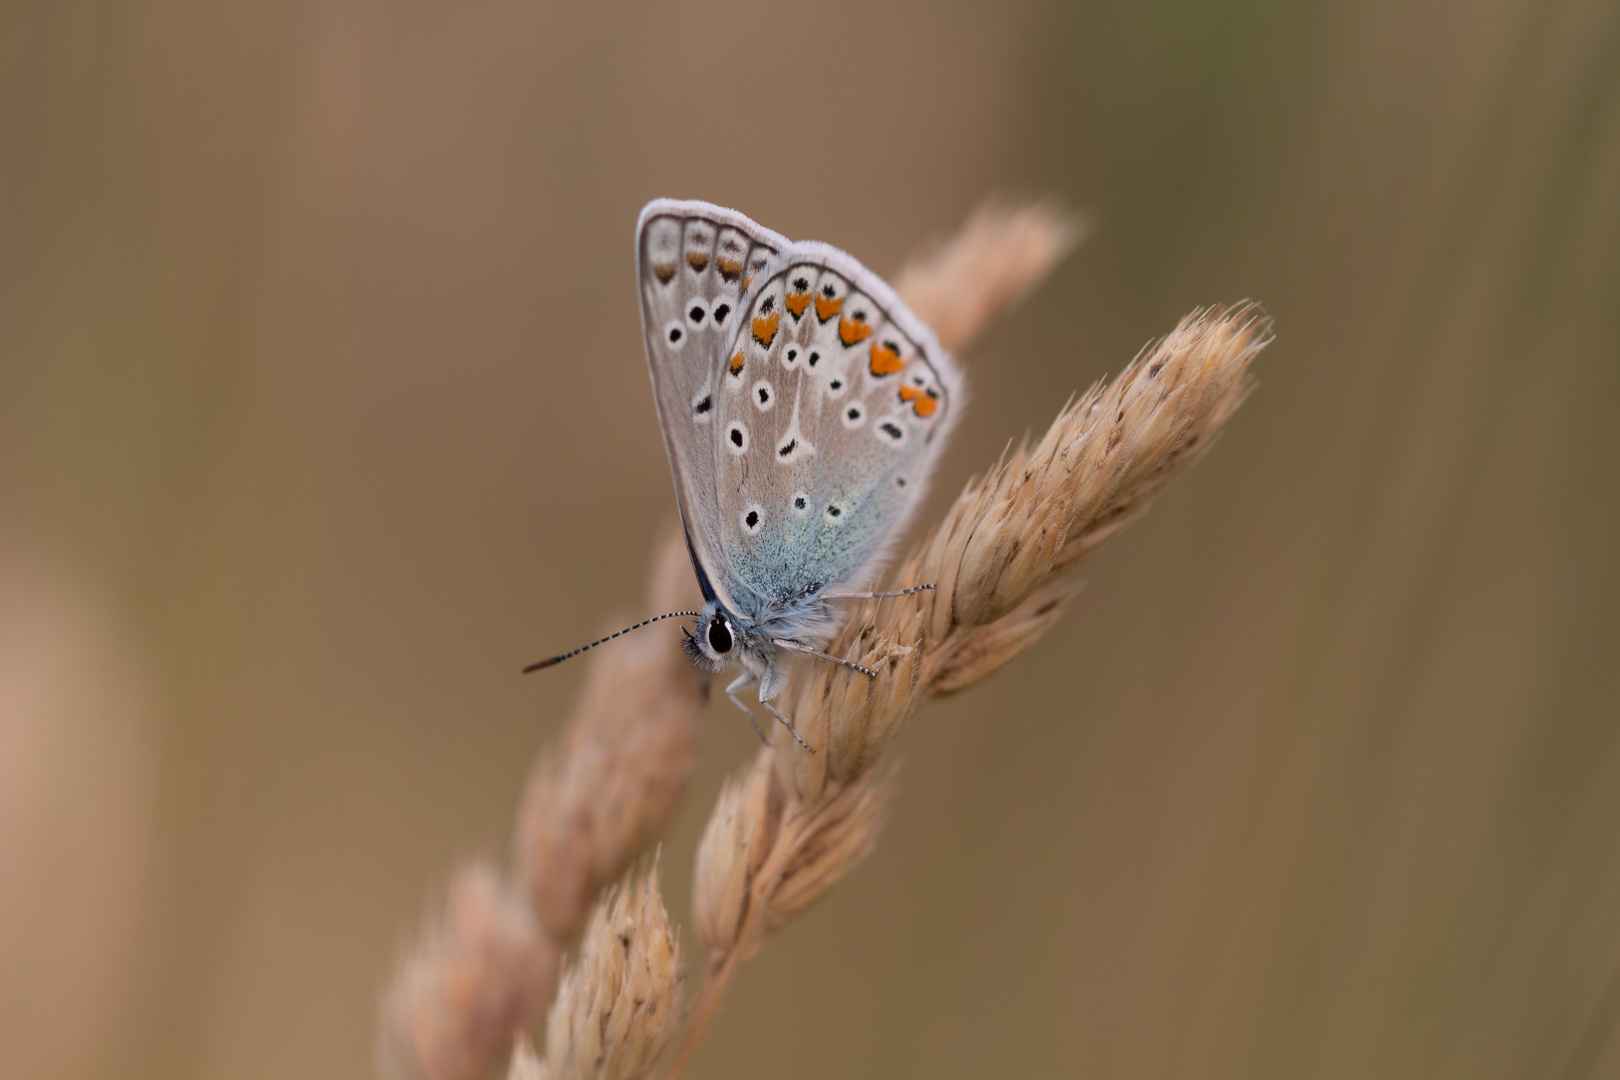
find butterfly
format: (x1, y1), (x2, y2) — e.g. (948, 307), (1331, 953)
(529, 199), (962, 749)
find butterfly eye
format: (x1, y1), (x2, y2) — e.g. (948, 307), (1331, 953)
(707, 615), (733, 655)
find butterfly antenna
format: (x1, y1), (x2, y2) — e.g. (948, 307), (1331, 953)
(523, 611), (701, 673)
(821, 583), (936, 601)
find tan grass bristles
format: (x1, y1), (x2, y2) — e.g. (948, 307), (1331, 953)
(669, 301), (1269, 1075)
(536, 862), (684, 1080)
(378, 528), (706, 1080)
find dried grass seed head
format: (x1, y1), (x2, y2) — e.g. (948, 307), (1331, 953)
(692, 752), (781, 956)
(544, 861), (684, 1080)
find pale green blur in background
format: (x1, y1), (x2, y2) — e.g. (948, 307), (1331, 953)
(2, 1), (1618, 1078)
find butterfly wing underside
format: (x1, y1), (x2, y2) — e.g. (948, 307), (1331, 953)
(714, 241), (961, 604)
(636, 200), (786, 611)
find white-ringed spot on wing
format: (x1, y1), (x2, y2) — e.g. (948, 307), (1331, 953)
(790, 492), (809, 515)
(752, 380), (775, 411)
(805, 350), (823, 369)
(825, 373), (847, 397)
(841, 402), (866, 429)
(876, 419), (906, 443)
(775, 432), (813, 464)
(690, 391), (714, 422)
(740, 504), (765, 535)
(725, 421), (749, 455)
(663, 319), (687, 349)
(781, 344), (802, 369)
(711, 299), (733, 327)
(685, 298), (710, 327)
(824, 503), (844, 522)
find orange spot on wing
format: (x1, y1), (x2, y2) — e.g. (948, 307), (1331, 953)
(815, 295), (843, 321)
(899, 383), (939, 417)
(752, 311), (780, 347)
(840, 315), (873, 347)
(686, 252), (710, 271)
(729, 351), (745, 376)
(717, 257), (743, 282)
(785, 292), (811, 318)
(871, 341), (905, 376)
(652, 263), (676, 284)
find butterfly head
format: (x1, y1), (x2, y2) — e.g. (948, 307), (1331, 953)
(683, 600), (746, 673)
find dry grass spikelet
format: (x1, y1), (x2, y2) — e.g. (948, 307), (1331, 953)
(378, 862), (559, 1080)
(693, 752), (894, 962)
(540, 861), (684, 1080)
(690, 750), (781, 958)
(671, 757), (896, 1076)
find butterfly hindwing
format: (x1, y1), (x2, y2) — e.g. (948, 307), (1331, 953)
(636, 200), (786, 610)
(716, 241), (960, 604)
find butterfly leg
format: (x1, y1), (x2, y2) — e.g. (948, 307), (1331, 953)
(760, 698), (813, 753)
(725, 672), (769, 745)
(772, 637), (877, 678)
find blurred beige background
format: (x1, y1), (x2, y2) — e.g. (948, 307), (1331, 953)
(3, 1), (1618, 1078)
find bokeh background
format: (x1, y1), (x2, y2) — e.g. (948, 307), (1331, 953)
(4, 1), (1619, 1077)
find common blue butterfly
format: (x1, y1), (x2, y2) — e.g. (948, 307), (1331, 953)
(530, 200), (962, 749)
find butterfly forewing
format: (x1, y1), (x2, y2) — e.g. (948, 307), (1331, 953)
(716, 242), (959, 604)
(636, 200), (786, 609)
